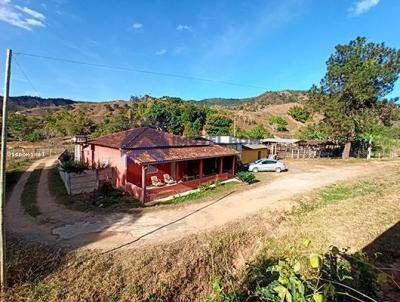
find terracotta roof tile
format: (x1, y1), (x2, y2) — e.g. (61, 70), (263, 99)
(89, 127), (210, 149)
(127, 144), (238, 164)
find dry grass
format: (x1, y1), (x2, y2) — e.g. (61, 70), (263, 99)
(4, 163), (400, 301)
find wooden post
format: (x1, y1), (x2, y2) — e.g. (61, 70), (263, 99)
(199, 159), (203, 178)
(231, 156), (236, 175)
(219, 157), (223, 175)
(141, 165), (147, 203)
(0, 48), (11, 291)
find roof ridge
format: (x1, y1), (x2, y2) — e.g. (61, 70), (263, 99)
(121, 127), (150, 149)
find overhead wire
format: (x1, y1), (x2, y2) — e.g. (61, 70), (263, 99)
(14, 51), (268, 91)
(13, 55), (40, 96)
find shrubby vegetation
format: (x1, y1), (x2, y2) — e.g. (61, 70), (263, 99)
(207, 246), (379, 302)
(239, 124), (272, 139)
(205, 113), (233, 136)
(288, 105), (310, 123)
(269, 115), (288, 131)
(235, 171), (256, 184)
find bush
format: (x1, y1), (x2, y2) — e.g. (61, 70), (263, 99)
(198, 183), (212, 192)
(268, 115), (288, 131)
(207, 246), (378, 302)
(288, 105), (311, 123)
(61, 160), (87, 174)
(236, 171), (256, 184)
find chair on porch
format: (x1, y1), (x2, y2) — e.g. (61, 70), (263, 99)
(151, 176), (165, 187)
(163, 174), (176, 185)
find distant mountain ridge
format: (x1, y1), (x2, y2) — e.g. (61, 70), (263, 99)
(3, 96), (77, 112)
(198, 90), (307, 108)
(4, 90), (307, 113)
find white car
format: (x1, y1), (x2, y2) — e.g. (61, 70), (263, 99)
(248, 159), (287, 173)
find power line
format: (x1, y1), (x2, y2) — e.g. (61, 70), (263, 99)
(14, 51), (268, 90)
(13, 56), (40, 96)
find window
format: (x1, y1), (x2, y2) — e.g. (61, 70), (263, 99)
(262, 160), (276, 165)
(147, 165), (158, 173)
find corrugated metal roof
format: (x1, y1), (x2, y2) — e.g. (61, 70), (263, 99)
(202, 136), (261, 145)
(261, 138), (302, 144)
(242, 144), (268, 150)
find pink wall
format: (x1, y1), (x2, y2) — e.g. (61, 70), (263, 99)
(82, 145), (127, 187)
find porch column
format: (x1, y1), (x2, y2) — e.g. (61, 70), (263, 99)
(231, 156), (236, 175)
(199, 159), (203, 178)
(219, 157), (223, 175)
(141, 165), (147, 203)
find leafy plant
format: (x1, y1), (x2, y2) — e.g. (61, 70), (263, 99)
(198, 183), (212, 192)
(61, 160), (87, 174)
(236, 171), (256, 184)
(240, 124), (272, 139)
(269, 115), (288, 131)
(208, 246), (379, 302)
(288, 105), (311, 123)
(206, 114), (234, 135)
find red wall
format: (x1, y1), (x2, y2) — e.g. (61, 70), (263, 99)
(126, 160), (173, 187)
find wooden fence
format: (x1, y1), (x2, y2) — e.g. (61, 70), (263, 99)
(58, 167), (114, 195)
(7, 146), (74, 161)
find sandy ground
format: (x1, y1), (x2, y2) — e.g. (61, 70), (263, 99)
(6, 157), (396, 250)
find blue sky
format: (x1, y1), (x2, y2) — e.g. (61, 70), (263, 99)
(0, 0), (399, 101)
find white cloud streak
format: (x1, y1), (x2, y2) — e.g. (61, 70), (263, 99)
(155, 48), (167, 55)
(132, 23), (143, 30)
(176, 24), (191, 31)
(0, 0), (45, 30)
(349, 0), (380, 16)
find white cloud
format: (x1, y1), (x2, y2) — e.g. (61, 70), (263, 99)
(132, 23), (143, 30)
(176, 24), (191, 31)
(155, 48), (167, 55)
(0, 0), (46, 30)
(15, 5), (45, 20)
(349, 0), (380, 16)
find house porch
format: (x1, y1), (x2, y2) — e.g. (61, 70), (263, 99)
(125, 156), (236, 202)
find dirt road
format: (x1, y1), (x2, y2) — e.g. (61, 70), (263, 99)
(6, 157), (396, 250)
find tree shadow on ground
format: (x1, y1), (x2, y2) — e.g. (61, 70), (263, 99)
(362, 220), (400, 301)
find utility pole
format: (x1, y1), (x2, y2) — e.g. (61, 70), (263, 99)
(0, 48), (12, 292)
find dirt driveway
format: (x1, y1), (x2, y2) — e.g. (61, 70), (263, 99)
(7, 157), (397, 250)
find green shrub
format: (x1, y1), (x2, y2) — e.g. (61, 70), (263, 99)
(61, 160), (86, 174)
(198, 183), (212, 192)
(207, 246), (378, 302)
(288, 105), (311, 123)
(268, 115), (288, 131)
(236, 171), (256, 184)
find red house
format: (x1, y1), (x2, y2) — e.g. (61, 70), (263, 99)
(80, 127), (238, 202)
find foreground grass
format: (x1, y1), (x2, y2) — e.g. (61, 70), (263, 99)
(6, 159), (33, 195)
(5, 163), (400, 301)
(21, 164), (44, 217)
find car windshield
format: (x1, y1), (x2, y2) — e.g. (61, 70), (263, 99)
(254, 159), (263, 164)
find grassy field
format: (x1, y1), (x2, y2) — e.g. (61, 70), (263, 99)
(5, 163), (400, 301)
(21, 163), (44, 217)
